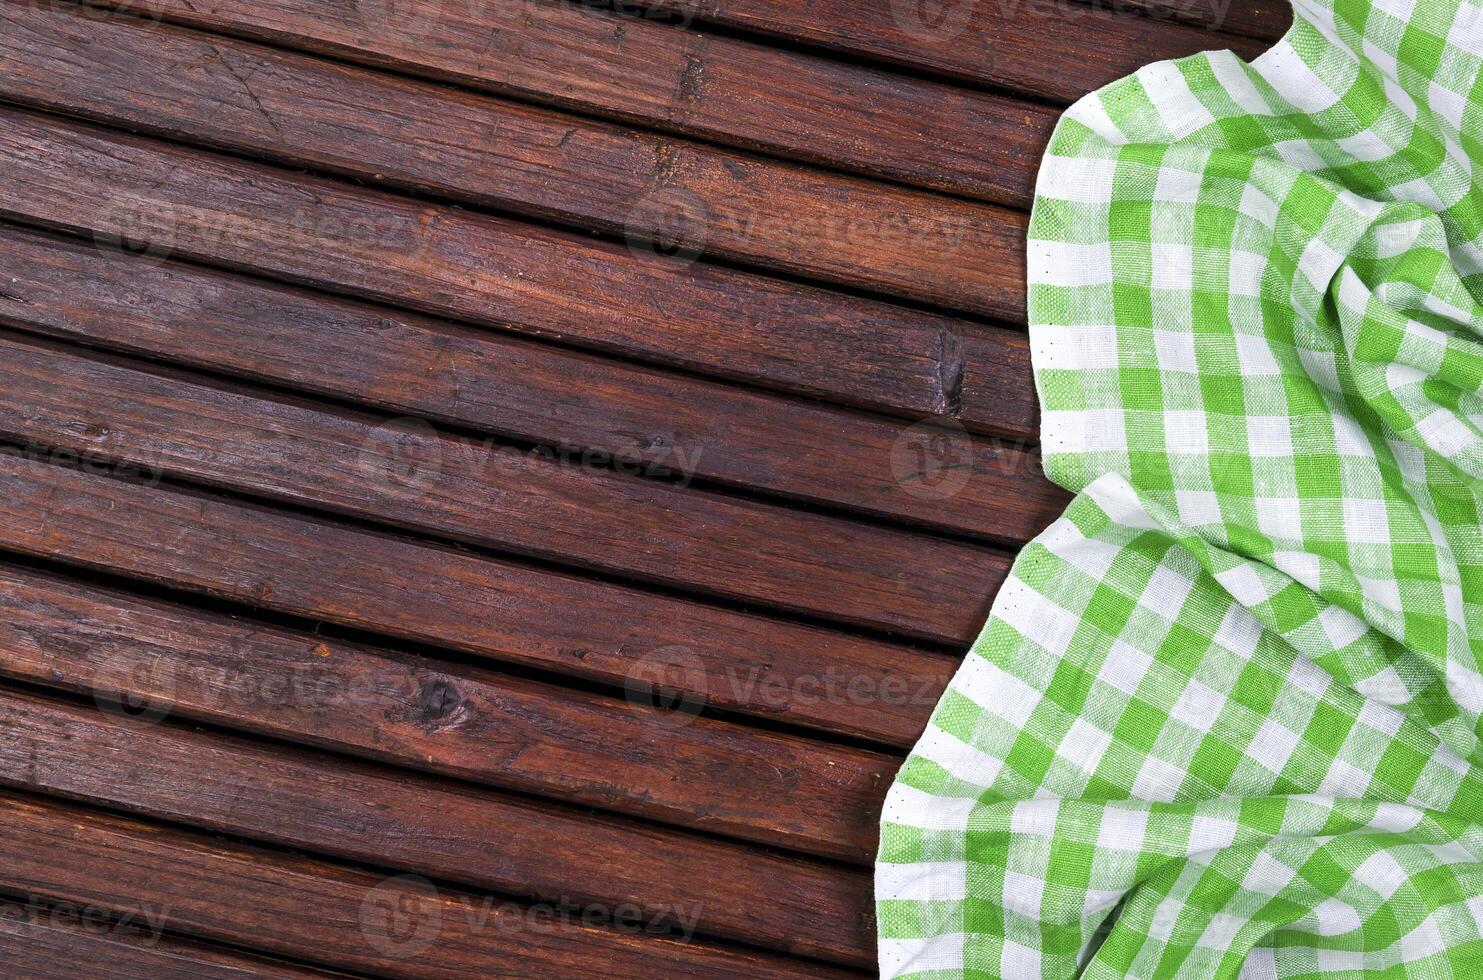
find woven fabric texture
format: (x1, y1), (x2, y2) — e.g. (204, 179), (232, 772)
(877, 0), (1483, 975)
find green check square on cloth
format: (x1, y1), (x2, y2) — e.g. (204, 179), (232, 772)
(876, 0), (1483, 975)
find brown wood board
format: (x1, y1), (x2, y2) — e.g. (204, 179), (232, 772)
(0, 792), (860, 977)
(0, 683), (877, 965)
(0, 1), (1030, 318)
(0, 103), (1006, 421)
(0, 224), (1066, 540)
(0, 0), (1245, 971)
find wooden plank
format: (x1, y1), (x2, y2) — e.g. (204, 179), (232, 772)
(635, 0), (1270, 97)
(0, 563), (899, 865)
(959, 325), (1044, 435)
(0, 224), (1067, 541)
(96, 0), (1057, 205)
(0, 562), (907, 857)
(0, 331), (1006, 642)
(0, 453), (944, 777)
(0, 2), (1025, 319)
(0, 105), (1000, 423)
(0, 792), (858, 978)
(0, 557), (901, 853)
(0, 683), (876, 966)
(0, 897), (338, 979)
(1110, 0), (1291, 41)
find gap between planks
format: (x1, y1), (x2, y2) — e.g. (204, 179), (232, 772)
(0, 789), (864, 977)
(0, 222), (1066, 543)
(0, 676), (880, 967)
(0, 101), (1030, 432)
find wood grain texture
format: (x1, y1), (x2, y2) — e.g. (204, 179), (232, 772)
(959, 325), (1047, 434)
(0, 898), (339, 980)
(96, 0), (1057, 205)
(0, 683), (876, 966)
(1113, 0), (1291, 40)
(0, 1), (1265, 976)
(0, 562), (911, 859)
(636, 0), (1269, 96)
(0, 330), (1007, 641)
(0, 105), (1007, 422)
(0, 792), (859, 978)
(0, 2), (1025, 319)
(0, 452), (949, 775)
(0, 225), (1066, 540)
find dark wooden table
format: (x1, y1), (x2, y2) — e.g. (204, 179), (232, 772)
(0, 0), (1287, 974)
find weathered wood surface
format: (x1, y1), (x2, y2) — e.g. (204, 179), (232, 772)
(1119, 0), (1291, 40)
(0, 330), (1009, 640)
(0, 451), (954, 755)
(0, 0), (1261, 971)
(0, 225), (1064, 539)
(0, 104), (1009, 422)
(0, 561), (907, 856)
(0, 683), (876, 965)
(0, 1), (1028, 317)
(0, 898), (342, 980)
(633, 0), (1270, 95)
(0, 793), (859, 978)
(98, 0), (1057, 205)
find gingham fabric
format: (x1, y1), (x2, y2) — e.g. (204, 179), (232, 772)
(876, 0), (1483, 975)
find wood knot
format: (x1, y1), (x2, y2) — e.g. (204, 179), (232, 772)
(417, 679), (461, 722)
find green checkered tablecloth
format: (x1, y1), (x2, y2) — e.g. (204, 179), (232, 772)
(876, 0), (1483, 975)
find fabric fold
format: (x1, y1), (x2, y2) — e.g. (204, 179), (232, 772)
(877, 1), (1483, 975)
